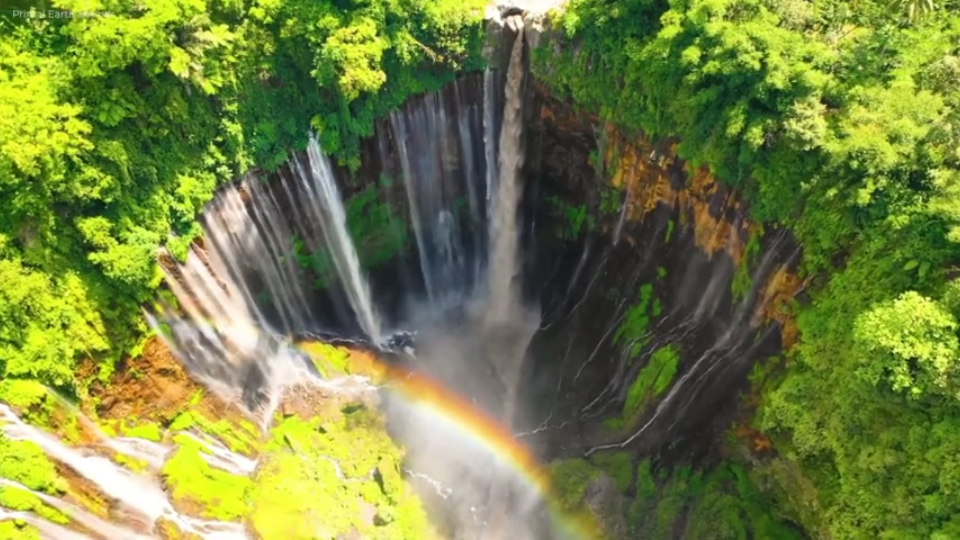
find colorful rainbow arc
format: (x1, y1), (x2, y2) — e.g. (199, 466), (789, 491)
(326, 350), (603, 540)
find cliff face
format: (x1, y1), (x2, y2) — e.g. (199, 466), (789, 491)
(519, 78), (805, 463)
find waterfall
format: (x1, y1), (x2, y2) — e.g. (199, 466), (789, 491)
(291, 134), (381, 343)
(179, 431), (258, 476)
(190, 177), (313, 337)
(475, 18), (535, 539)
(485, 19), (527, 327)
(388, 77), (494, 307)
(483, 68), (500, 223)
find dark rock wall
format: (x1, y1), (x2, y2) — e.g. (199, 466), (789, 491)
(518, 81), (805, 465)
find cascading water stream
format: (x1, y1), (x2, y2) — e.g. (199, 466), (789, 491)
(0, 478), (153, 540)
(0, 509), (94, 540)
(291, 135), (382, 343)
(485, 16), (527, 331)
(0, 16), (572, 538)
(0, 405), (249, 540)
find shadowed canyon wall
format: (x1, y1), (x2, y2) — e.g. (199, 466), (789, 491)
(518, 79), (806, 462)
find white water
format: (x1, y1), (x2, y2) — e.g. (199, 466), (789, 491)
(0, 478), (151, 540)
(485, 19), (528, 328)
(0, 405), (249, 540)
(387, 76), (496, 307)
(56, 22), (544, 540)
(179, 432), (257, 476)
(484, 68), (500, 224)
(48, 393), (169, 472)
(0, 508), (93, 540)
(291, 135), (382, 343)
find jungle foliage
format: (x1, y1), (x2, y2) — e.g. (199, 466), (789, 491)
(549, 454), (800, 540)
(0, 0), (486, 392)
(539, 0), (960, 537)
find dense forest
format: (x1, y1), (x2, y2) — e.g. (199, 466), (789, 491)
(0, 0), (486, 391)
(3, 0), (960, 538)
(540, 0), (960, 537)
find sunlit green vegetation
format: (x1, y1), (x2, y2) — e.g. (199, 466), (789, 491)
(540, 0), (960, 536)
(0, 521), (39, 540)
(0, 0), (487, 395)
(249, 411), (439, 539)
(162, 434), (253, 521)
(549, 455), (798, 539)
(0, 438), (66, 496)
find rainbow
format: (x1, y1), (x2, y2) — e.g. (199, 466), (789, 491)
(359, 358), (604, 540)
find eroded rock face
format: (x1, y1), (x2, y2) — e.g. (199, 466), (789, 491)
(519, 81), (805, 462)
(88, 336), (203, 422)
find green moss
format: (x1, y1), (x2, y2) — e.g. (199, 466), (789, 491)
(622, 344), (681, 420)
(300, 342), (351, 377)
(615, 283), (656, 356)
(0, 438), (65, 495)
(731, 230), (761, 302)
(121, 422), (163, 442)
(602, 417), (624, 432)
(548, 195), (594, 240)
(249, 413), (437, 540)
(168, 409), (259, 456)
(114, 453), (149, 473)
(0, 521), (39, 540)
(600, 187), (621, 215)
(634, 459), (658, 502)
(0, 486), (69, 525)
(590, 452), (633, 494)
(161, 434), (252, 521)
(548, 459), (603, 511)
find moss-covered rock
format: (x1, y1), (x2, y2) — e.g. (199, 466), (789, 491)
(161, 434), (253, 521)
(0, 486), (68, 525)
(0, 520), (39, 540)
(248, 410), (440, 540)
(0, 439), (66, 496)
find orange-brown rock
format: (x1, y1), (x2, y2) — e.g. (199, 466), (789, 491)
(602, 126), (804, 346)
(87, 336), (248, 429)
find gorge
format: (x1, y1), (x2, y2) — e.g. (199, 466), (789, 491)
(2, 0), (960, 539)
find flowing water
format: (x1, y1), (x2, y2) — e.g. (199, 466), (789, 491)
(0, 8), (785, 538)
(0, 404), (250, 540)
(291, 135), (382, 343)
(0, 15), (549, 536)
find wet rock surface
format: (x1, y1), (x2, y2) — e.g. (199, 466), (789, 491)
(519, 81), (803, 464)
